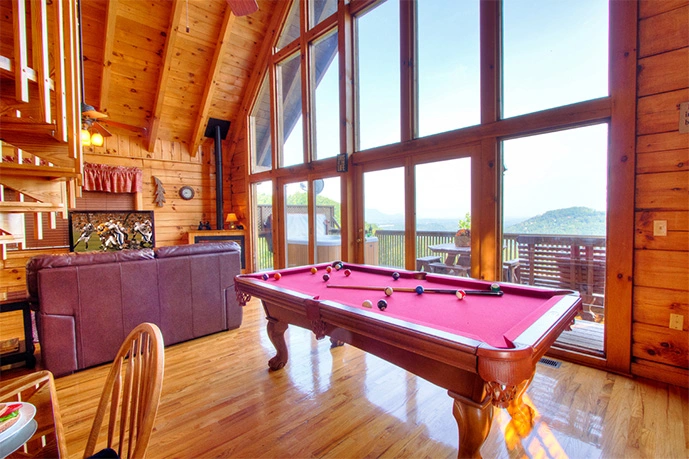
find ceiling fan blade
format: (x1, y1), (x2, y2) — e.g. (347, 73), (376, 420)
(102, 119), (148, 135)
(227, 0), (258, 16)
(91, 122), (112, 137)
(81, 102), (108, 120)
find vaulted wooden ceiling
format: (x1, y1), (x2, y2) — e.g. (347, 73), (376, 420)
(80, 0), (277, 153)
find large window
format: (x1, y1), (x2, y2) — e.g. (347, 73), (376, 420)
(415, 158), (471, 275)
(250, 75), (272, 173)
(355, 0), (400, 150)
(502, 0), (609, 118)
(314, 177), (342, 263)
(364, 167), (404, 268)
(311, 31), (340, 160)
(418, 0), (480, 136)
(253, 181), (274, 272)
(277, 53), (304, 167)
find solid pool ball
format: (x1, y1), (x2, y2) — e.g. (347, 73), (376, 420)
(326, 266), (333, 273)
(384, 286), (393, 296)
(310, 267), (318, 274)
(415, 285), (424, 295)
(377, 299), (388, 311)
(490, 283), (501, 293)
(455, 289), (466, 300)
(323, 273), (330, 281)
(392, 272), (400, 281)
(273, 272), (282, 280)
(362, 300), (373, 308)
(262, 273), (269, 280)
(344, 269), (352, 277)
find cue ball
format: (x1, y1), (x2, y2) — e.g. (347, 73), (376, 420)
(392, 272), (400, 281)
(377, 299), (388, 311)
(490, 283), (501, 293)
(344, 269), (352, 277)
(415, 285), (424, 295)
(384, 287), (393, 296)
(362, 300), (373, 308)
(310, 267), (318, 274)
(273, 272), (282, 280)
(323, 273), (330, 281)
(455, 289), (466, 300)
(262, 273), (269, 280)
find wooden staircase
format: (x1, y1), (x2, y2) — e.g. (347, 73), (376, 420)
(0, 0), (83, 256)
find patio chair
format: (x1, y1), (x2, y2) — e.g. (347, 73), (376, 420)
(84, 323), (165, 459)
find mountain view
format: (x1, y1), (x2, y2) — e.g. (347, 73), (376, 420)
(364, 206), (606, 236)
(504, 207), (605, 236)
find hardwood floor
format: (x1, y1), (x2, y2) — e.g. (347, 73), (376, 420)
(2, 298), (688, 458)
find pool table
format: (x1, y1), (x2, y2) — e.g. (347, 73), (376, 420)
(235, 263), (581, 458)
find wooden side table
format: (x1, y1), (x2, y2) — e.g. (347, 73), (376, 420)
(0, 293), (36, 368)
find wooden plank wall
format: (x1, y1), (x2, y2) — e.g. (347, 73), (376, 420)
(632, 0), (689, 386)
(0, 132), (217, 297)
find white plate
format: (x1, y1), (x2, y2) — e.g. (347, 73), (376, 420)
(0, 403), (37, 444)
(0, 419), (37, 458)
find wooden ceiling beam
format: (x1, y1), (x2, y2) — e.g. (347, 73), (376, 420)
(189, 5), (237, 156)
(145, 0), (185, 152)
(98, 0), (119, 112)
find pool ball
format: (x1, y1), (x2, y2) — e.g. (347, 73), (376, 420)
(455, 289), (466, 300)
(384, 287), (393, 296)
(310, 267), (318, 274)
(490, 283), (501, 293)
(326, 266), (333, 273)
(262, 273), (269, 281)
(415, 285), (424, 295)
(362, 300), (373, 308)
(273, 272), (282, 280)
(335, 263), (343, 270)
(323, 273), (330, 281)
(377, 299), (388, 311)
(344, 269), (352, 277)
(392, 272), (400, 281)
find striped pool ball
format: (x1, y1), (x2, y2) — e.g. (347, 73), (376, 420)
(344, 269), (352, 277)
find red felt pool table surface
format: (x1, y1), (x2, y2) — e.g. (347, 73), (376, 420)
(239, 263), (577, 350)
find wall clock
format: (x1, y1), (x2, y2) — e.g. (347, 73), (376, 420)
(179, 186), (195, 200)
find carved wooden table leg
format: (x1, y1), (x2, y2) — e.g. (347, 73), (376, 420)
(448, 391), (493, 459)
(266, 317), (289, 371)
(506, 374), (536, 437)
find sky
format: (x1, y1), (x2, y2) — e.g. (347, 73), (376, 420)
(278, 0), (609, 223)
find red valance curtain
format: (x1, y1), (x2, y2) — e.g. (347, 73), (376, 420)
(83, 163), (142, 193)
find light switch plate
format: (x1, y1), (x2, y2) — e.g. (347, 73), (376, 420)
(669, 314), (684, 331)
(653, 220), (667, 236)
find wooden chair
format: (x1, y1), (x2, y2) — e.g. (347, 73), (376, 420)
(83, 323), (165, 459)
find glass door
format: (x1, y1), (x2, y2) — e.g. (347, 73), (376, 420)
(501, 124), (608, 356)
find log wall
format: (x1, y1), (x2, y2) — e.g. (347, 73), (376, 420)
(632, 0), (689, 386)
(0, 133), (218, 297)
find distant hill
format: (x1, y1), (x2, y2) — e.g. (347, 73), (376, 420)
(505, 207), (605, 236)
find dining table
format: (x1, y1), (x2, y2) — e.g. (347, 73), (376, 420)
(427, 243), (471, 276)
(0, 371), (67, 458)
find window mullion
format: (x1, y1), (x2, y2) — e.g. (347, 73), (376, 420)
(480, 0), (500, 124)
(400, 0), (417, 142)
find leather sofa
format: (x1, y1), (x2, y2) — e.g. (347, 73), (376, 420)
(26, 242), (242, 376)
